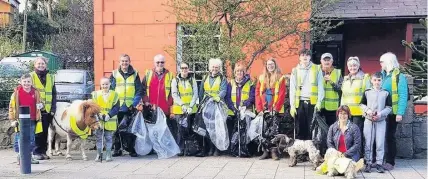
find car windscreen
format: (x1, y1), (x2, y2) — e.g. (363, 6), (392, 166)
(55, 71), (84, 84)
(0, 63), (29, 78)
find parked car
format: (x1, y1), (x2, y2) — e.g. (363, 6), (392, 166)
(55, 69), (94, 102)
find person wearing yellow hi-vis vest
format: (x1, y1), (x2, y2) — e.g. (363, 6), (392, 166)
(109, 54), (142, 157)
(318, 53), (343, 157)
(92, 77), (120, 162)
(9, 74), (44, 164)
(255, 58), (286, 160)
(225, 63), (255, 157)
(289, 49), (325, 140)
(140, 54), (175, 155)
(319, 53), (343, 127)
(341, 56), (370, 160)
(379, 52), (408, 170)
(341, 57), (371, 136)
(198, 58), (228, 157)
(171, 62), (199, 156)
(30, 57), (57, 161)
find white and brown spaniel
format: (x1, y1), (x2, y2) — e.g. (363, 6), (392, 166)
(48, 100), (101, 161)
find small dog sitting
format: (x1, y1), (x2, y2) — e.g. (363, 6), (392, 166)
(271, 134), (323, 170)
(316, 148), (364, 179)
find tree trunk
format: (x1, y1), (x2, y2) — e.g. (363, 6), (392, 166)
(45, 0), (53, 21)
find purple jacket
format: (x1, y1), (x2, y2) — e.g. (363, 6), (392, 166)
(225, 74), (255, 114)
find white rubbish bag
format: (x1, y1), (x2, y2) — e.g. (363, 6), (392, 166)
(146, 107), (180, 159)
(131, 112), (152, 156)
(247, 112), (264, 142)
(202, 98), (229, 151)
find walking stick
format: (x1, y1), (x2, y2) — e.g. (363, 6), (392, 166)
(237, 109), (241, 157)
(101, 125), (105, 163)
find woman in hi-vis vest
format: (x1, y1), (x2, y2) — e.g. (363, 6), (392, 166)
(198, 58), (227, 157)
(341, 57), (371, 158)
(379, 52), (408, 171)
(255, 58), (286, 160)
(30, 57), (57, 161)
(225, 63), (255, 157)
(171, 62), (198, 157)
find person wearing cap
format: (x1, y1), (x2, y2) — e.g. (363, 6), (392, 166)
(319, 53), (343, 156)
(289, 49), (324, 140)
(341, 56), (371, 157)
(319, 53), (343, 127)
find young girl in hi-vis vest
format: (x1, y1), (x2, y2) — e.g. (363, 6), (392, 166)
(91, 78), (120, 162)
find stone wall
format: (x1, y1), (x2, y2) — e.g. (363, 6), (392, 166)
(0, 109), (96, 151)
(395, 76), (427, 159)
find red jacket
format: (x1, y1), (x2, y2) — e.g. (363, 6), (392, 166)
(255, 77), (286, 113)
(142, 69), (173, 116)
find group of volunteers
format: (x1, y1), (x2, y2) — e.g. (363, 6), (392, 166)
(8, 49), (408, 173)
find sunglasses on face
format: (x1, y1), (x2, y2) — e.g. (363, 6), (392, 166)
(156, 61), (165, 64)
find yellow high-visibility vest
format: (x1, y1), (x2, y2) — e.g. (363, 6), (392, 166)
(258, 75), (285, 113)
(172, 77), (197, 114)
(322, 69), (341, 111)
(227, 80), (252, 115)
(203, 75), (221, 99)
(112, 69), (138, 107)
(145, 70), (172, 100)
(341, 74), (370, 116)
(70, 115), (90, 139)
(391, 68), (400, 114)
(30, 72), (54, 112)
(292, 64), (319, 108)
(92, 90), (119, 131)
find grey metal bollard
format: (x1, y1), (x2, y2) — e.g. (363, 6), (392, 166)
(19, 106), (31, 174)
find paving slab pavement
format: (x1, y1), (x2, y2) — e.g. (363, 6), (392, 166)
(0, 149), (425, 179)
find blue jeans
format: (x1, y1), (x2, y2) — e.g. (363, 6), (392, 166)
(14, 121), (36, 154)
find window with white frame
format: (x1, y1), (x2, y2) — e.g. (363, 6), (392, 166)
(176, 24), (221, 85)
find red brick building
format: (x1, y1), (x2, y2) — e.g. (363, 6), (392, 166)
(94, 0), (427, 86)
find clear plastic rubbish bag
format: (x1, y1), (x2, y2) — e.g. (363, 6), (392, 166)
(131, 112), (153, 156)
(202, 98), (229, 151)
(247, 112), (263, 142)
(146, 107), (180, 159)
(230, 109), (255, 157)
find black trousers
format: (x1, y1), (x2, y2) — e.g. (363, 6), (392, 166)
(295, 100), (314, 140)
(227, 116), (236, 153)
(34, 113), (53, 155)
(113, 111), (136, 154)
(385, 114), (398, 165)
(320, 109), (337, 127)
(351, 116), (364, 158)
(174, 114), (195, 151)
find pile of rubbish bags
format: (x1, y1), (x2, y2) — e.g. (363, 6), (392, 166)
(130, 107), (180, 159)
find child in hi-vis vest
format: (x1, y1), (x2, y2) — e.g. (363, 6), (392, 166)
(92, 78), (120, 162)
(9, 74), (44, 165)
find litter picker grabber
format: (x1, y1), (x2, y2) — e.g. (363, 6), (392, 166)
(100, 124), (105, 163)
